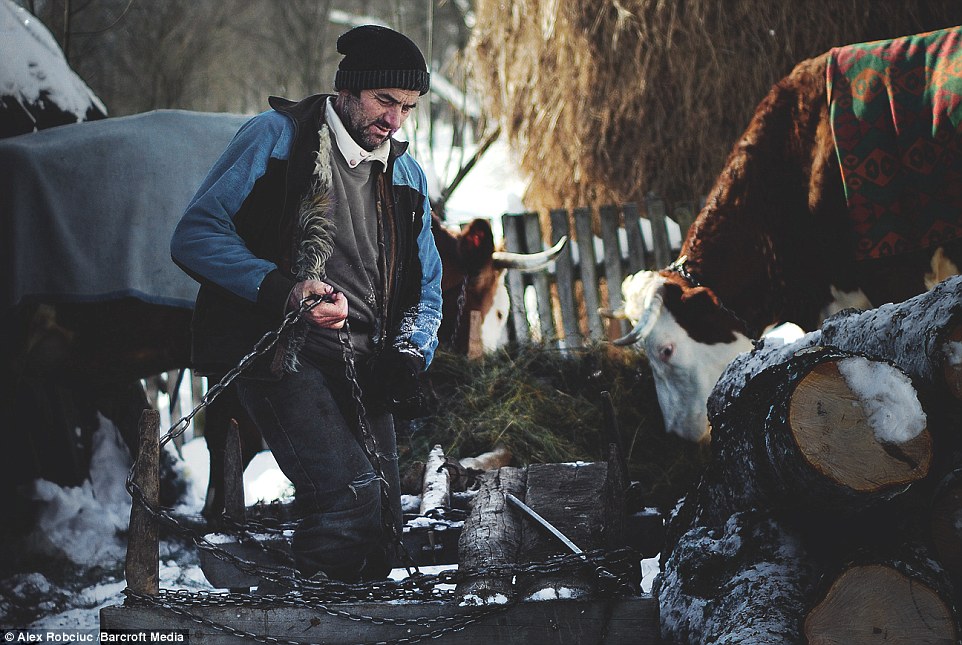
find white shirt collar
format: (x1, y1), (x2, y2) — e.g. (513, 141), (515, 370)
(326, 97), (391, 169)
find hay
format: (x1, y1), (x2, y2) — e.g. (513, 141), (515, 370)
(470, 1), (962, 213)
(401, 344), (709, 510)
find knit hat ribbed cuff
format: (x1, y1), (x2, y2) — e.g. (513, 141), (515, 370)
(335, 69), (430, 95)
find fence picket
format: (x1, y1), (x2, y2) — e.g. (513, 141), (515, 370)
(573, 208), (604, 341)
(524, 211), (556, 343)
(549, 208), (581, 348)
(493, 197), (687, 353)
(501, 213), (530, 345)
(598, 205), (626, 338)
(644, 194), (672, 270)
(622, 202), (649, 272)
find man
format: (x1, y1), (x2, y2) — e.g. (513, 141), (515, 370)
(170, 25), (442, 583)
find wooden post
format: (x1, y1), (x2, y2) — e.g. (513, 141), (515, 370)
(524, 211), (556, 343)
(550, 208), (581, 349)
(598, 205), (626, 339)
(501, 213), (530, 345)
(622, 202), (649, 272)
(456, 466), (526, 603)
(644, 194), (671, 269)
(516, 462), (610, 600)
(125, 409), (160, 595)
(467, 310), (484, 359)
(573, 207), (603, 341)
(420, 444), (451, 516)
(224, 418), (246, 524)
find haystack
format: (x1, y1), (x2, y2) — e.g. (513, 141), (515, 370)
(470, 1), (962, 213)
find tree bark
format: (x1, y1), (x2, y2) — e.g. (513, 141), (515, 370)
(820, 275), (962, 403)
(657, 510), (817, 645)
(455, 466), (526, 604)
(419, 444), (451, 516)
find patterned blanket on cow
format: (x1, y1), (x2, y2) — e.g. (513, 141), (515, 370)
(827, 26), (962, 261)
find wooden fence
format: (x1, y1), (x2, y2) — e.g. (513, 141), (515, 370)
(499, 195), (696, 349)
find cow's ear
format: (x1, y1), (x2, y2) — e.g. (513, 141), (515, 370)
(673, 285), (740, 343)
(460, 218), (496, 271)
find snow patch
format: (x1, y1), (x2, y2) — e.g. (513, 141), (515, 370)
(459, 593), (509, 606)
(837, 356), (926, 444)
(945, 340), (962, 366)
(525, 586), (584, 601)
(0, 0), (106, 119)
(25, 417), (131, 567)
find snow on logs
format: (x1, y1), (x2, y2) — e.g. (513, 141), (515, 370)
(657, 276), (962, 644)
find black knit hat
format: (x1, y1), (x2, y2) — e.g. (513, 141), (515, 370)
(334, 25), (430, 95)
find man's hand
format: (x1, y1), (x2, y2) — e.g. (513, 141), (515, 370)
(289, 279), (348, 329)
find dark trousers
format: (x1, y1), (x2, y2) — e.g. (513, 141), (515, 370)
(236, 361), (400, 582)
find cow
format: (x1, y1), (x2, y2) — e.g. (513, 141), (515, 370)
(1, 109), (561, 516)
(613, 28), (962, 443)
(433, 214), (567, 354)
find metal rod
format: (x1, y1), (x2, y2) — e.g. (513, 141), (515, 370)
(504, 493), (583, 555)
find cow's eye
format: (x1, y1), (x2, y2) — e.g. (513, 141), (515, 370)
(658, 344), (674, 362)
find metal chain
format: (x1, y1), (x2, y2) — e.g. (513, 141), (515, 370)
(156, 293), (334, 448)
(124, 291), (640, 642)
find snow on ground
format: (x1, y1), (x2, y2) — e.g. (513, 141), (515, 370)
(2, 411), (661, 631)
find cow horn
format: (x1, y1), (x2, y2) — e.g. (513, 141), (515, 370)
(612, 289), (664, 346)
(492, 236), (568, 271)
(599, 307), (627, 320)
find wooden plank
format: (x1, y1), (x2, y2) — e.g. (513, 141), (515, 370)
(517, 462), (610, 600)
(101, 596), (661, 644)
(501, 213), (530, 345)
(456, 466), (526, 602)
(125, 409), (160, 595)
(523, 211), (556, 343)
(672, 201), (697, 243)
(622, 202), (649, 273)
(573, 207), (604, 341)
(467, 310), (483, 359)
(598, 205), (626, 338)
(549, 209), (582, 348)
(644, 195), (671, 269)
(224, 419), (246, 524)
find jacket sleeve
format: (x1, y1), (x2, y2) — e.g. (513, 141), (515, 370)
(393, 162), (443, 368)
(170, 110), (294, 307)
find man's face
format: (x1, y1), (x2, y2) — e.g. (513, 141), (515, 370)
(336, 88), (419, 151)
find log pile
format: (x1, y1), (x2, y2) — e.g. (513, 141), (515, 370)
(656, 276), (962, 643)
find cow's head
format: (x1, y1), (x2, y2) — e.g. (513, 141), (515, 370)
(434, 215), (566, 353)
(613, 270), (753, 442)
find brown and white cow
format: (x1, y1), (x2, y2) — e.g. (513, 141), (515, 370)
(433, 214), (566, 354)
(614, 36), (962, 442)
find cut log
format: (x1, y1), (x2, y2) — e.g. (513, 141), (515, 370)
(804, 546), (959, 644)
(515, 462), (610, 601)
(708, 347), (931, 520)
(420, 444), (451, 516)
(820, 274), (962, 402)
(657, 510), (817, 644)
(455, 466), (526, 604)
(931, 467), (962, 582)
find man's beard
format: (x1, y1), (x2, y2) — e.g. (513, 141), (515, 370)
(341, 98), (391, 151)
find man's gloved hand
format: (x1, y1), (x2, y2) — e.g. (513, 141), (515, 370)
(376, 346), (433, 420)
